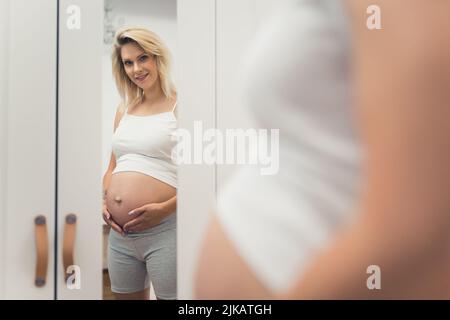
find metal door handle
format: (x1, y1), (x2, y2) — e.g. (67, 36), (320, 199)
(34, 215), (48, 287)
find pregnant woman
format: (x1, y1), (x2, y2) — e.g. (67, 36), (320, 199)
(195, 0), (450, 299)
(102, 27), (177, 300)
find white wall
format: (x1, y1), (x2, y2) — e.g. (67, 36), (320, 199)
(0, 0), (10, 299)
(102, 0), (177, 174)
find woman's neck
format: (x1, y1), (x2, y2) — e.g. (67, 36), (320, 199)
(143, 80), (165, 106)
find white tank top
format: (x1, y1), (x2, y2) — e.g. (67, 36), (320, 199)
(111, 102), (178, 188)
(216, 0), (363, 293)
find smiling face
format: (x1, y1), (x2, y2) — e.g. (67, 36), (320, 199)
(120, 42), (159, 92)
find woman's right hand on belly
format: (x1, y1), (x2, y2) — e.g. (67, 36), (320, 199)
(102, 200), (126, 236)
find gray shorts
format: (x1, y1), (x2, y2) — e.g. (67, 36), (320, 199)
(107, 212), (176, 299)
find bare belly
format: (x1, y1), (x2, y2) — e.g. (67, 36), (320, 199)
(106, 172), (176, 227)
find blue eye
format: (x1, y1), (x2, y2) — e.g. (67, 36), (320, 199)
(139, 55), (148, 62)
(123, 61), (132, 66)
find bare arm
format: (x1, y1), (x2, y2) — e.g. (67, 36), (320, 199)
(281, 0), (450, 299)
(102, 106), (126, 234)
(160, 195), (177, 215)
(102, 106), (125, 197)
(102, 152), (117, 198)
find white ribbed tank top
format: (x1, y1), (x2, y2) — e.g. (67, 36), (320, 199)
(111, 102), (178, 188)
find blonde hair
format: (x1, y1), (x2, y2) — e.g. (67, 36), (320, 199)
(112, 27), (176, 111)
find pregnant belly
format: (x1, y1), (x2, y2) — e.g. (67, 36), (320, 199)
(106, 172), (176, 227)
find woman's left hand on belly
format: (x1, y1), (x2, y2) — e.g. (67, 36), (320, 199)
(122, 202), (169, 232)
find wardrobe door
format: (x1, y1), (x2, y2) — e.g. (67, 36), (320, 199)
(177, 0), (279, 299)
(0, 0), (57, 299)
(177, 0), (216, 299)
(57, 0), (103, 299)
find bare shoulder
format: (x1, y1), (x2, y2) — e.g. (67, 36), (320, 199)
(345, 0), (450, 129)
(343, 1), (450, 234)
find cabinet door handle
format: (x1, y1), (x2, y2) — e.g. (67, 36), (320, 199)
(63, 213), (77, 281)
(34, 215), (48, 287)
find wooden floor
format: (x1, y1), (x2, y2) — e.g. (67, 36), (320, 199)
(103, 225), (115, 300)
(103, 269), (115, 300)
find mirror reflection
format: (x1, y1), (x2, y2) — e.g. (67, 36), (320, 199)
(101, 0), (178, 300)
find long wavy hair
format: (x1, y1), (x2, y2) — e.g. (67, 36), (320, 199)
(111, 27), (176, 111)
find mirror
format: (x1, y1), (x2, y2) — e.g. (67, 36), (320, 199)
(101, 0), (178, 300)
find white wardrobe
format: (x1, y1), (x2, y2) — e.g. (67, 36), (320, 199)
(0, 0), (103, 299)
